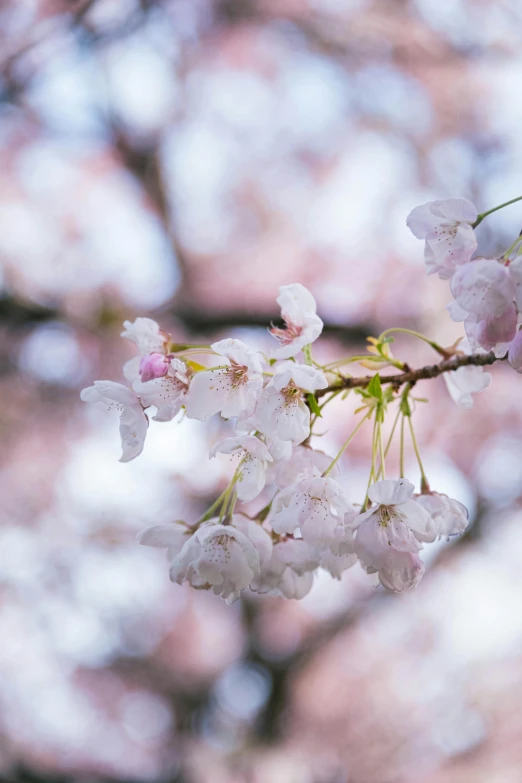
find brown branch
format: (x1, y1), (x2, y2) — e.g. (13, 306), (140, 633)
(317, 351), (502, 398)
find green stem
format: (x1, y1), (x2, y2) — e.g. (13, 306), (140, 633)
(473, 195), (522, 228)
(378, 422), (386, 480)
(378, 327), (447, 357)
(383, 406), (401, 459)
(503, 235), (522, 260)
(303, 344), (313, 366)
(399, 415), (405, 479)
(198, 487), (230, 524)
(323, 410), (372, 477)
(407, 415), (428, 486)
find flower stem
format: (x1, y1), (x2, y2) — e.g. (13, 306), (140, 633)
(399, 415), (405, 478)
(378, 423), (386, 480)
(473, 195), (522, 228)
(323, 410), (372, 477)
(407, 415), (428, 486)
(383, 405), (401, 459)
(378, 327), (448, 358)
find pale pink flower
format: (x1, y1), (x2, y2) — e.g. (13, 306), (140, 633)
(464, 305), (517, 355)
(169, 519), (261, 603)
(271, 477), (353, 551)
(450, 258), (515, 320)
(184, 339), (263, 421)
(353, 479), (433, 591)
(270, 283), (323, 359)
(252, 363), (328, 445)
(251, 539), (317, 599)
(121, 317), (169, 356)
(80, 381), (148, 462)
(406, 198), (477, 279)
(443, 364), (491, 408)
(138, 521), (190, 559)
(271, 445), (336, 489)
(508, 256), (522, 311)
(415, 492), (469, 539)
(210, 435), (273, 502)
(319, 548), (357, 579)
(133, 358), (190, 422)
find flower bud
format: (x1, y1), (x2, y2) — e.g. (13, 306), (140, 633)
(139, 352), (169, 382)
(508, 330), (522, 373)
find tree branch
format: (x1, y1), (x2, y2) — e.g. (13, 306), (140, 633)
(317, 351), (502, 398)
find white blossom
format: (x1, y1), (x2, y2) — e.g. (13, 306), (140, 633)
(138, 521), (190, 559)
(80, 381), (148, 462)
(464, 305), (517, 356)
(271, 445), (336, 489)
(270, 283), (323, 359)
(252, 363), (327, 445)
(133, 358), (190, 422)
(121, 317), (169, 356)
(508, 256), (522, 311)
(450, 258), (515, 320)
(443, 363), (491, 408)
(251, 539), (317, 599)
(319, 547), (357, 579)
(406, 198), (477, 279)
(353, 479), (433, 592)
(271, 477), (353, 551)
(169, 519), (261, 603)
(210, 435), (273, 502)
(415, 492), (469, 539)
(184, 339), (263, 421)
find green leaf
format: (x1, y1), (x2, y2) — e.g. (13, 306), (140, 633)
(307, 393), (322, 417)
(400, 395), (411, 417)
(367, 373), (383, 401)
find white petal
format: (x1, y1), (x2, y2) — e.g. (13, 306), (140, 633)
(184, 369), (232, 420)
(367, 478), (415, 506)
(119, 405), (148, 462)
(379, 551), (424, 592)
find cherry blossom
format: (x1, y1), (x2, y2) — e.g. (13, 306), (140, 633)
(270, 283), (323, 359)
(415, 492), (469, 539)
(464, 305), (517, 355)
(443, 363), (491, 408)
(271, 477), (353, 551)
(271, 445), (336, 489)
(80, 381), (148, 462)
(252, 363), (328, 445)
(121, 317), (170, 356)
(169, 520), (261, 603)
(184, 338), (263, 421)
(450, 258), (515, 320)
(210, 435), (273, 502)
(406, 197), (477, 279)
(508, 256), (522, 311)
(251, 539), (317, 599)
(353, 479), (433, 591)
(133, 358), (190, 422)
(138, 521), (190, 559)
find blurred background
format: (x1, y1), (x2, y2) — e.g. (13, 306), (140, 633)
(2, 0), (522, 781)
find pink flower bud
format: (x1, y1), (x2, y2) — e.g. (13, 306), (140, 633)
(508, 330), (522, 373)
(139, 352), (169, 382)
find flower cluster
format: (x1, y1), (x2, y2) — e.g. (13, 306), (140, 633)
(81, 275), (480, 602)
(407, 197), (522, 376)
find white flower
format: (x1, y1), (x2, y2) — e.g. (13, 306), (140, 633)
(251, 539), (317, 599)
(415, 492), (469, 539)
(210, 435), (273, 502)
(443, 364), (491, 409)
(353, 479), (433, 592)
(138, 521), (190, 559)
(450, 258), (515, 320)
(271, 477), (353, 551)
(406, 198), (477, 279)
(121, 317), (169, 356)
(464, 305), (517, 356)
(169, 519), (261, 603)
(252, 363), (328, 445)
(378, 551), (425, 593)
(133, 358), (190, 422)
(80, 381), (148, 462)
(271, 445), (336, 489)
(184, 339), (263, 421)
(319, 547), (357, 579)
(270, 283), (323, 359)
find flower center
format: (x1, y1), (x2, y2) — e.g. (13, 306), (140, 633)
(227, 362), (248, 389)
(281, 381), (300, 406)
(270, 319), (303, 345)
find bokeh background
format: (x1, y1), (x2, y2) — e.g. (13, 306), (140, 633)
(2, 1), (522, 781)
